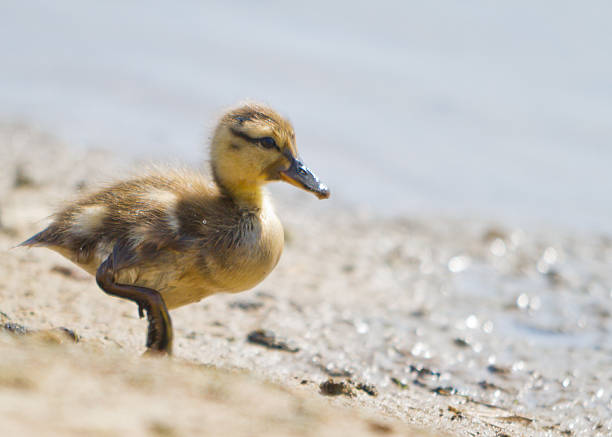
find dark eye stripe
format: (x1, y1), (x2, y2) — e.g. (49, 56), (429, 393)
(229, 128), (280, 151)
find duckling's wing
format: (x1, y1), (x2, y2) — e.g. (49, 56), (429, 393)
(20, 171), (217, 273)
(22, 209), (183, 269)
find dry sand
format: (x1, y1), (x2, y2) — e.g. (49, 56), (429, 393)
(1, 123), (611, 436)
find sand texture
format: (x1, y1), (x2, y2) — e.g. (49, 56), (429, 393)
(2, 124), (611, 436)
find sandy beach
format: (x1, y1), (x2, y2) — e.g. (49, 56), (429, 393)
(2, 124), (611, 436)
(2, 2), (612, 435)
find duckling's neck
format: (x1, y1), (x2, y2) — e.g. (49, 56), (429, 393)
(224, 183), (264, 210)
(213, 170), (264, 210)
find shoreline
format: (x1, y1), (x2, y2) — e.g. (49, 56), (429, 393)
(2, 123), (611, 436)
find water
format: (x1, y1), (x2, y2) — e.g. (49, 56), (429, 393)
(1, 1), (611, 232)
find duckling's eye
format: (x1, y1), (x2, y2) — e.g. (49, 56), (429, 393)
(259, 137), (277, 149)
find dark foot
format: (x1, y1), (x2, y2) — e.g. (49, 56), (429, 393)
(96, 255), (173, 355)
(144, 297), (173, 353)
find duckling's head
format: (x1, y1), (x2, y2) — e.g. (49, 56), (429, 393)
(210, 103), (330, 203)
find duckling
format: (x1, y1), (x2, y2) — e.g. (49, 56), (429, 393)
(20, 103), (329, 354)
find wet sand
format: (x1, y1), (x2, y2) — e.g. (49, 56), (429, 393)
(1, 124), (611, 436)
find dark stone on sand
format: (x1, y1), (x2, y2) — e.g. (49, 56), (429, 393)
(246, 329), (299, 353)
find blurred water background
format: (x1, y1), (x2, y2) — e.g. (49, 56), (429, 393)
(1, 0), (611, 231)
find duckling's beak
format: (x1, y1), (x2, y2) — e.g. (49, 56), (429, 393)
(280, 157), (330, 199)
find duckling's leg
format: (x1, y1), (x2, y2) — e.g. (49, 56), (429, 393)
(95, 255), (173, 354)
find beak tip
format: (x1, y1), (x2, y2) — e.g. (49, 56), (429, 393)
(316, 185), (330, 199)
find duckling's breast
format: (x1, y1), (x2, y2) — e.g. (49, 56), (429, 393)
(158, 198), (284, 309)
(212, 206), (283, 290)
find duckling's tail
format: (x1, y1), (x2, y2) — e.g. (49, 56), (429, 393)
(18, 228), (53, 247)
